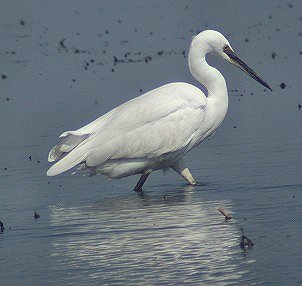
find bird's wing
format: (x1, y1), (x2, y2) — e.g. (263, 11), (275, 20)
(86, 104), (205, 166)
(47, 83), (207, 175)
(60, 83), (205, 137)
(85, 83), (207, 165)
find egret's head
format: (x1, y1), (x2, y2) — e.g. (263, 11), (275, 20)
(195, 30), (272, 91)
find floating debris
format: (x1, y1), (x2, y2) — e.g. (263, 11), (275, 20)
(28, 155), (32, 161)
(83, 61), (90, 70)
(144, 56), (152, 63)
(33, 210), (40, 219)
(19, 20), (25, 26)
(280, 82), (286, 89)
(113, 49), (183, 66)
(298, 104), (302, 111)
(218, 208), (232, 221)
(1, 74), (7, 79)
(59, 38), (67, 50)
(240, 228), (254, 250)
(113, 56), (124, 65)
(73, 47), (90, 54)
(0, 220), (4, 232)
(271, 52), (277, 59)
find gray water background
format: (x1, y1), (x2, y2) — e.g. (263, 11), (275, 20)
(0, 0), (301, 285)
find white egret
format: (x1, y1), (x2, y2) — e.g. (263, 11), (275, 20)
(47, 30), (271, 192)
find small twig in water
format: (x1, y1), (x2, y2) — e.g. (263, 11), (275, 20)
(33, 209), (40, 219)
(218, 208), (232, 221)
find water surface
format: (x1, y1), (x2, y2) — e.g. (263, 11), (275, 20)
(1, 1), (301, 285)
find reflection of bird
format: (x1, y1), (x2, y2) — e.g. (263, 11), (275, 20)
(47, 30), (271, 192)
(0, 220), (4, 232)
(240, 227), (254, 249)
(33, 210), (40, 219)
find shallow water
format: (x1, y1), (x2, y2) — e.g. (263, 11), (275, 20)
(1, 1), (302, 285)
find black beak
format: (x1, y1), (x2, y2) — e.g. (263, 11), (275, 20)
(224, 49), (272, 91)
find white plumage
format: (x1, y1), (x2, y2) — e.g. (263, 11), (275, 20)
(47, 30), (271, 191)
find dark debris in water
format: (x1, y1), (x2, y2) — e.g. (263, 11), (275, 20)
(112, 49), (185, 67)
(280, 82), (286, 89)
(33, 209), (40, 219)
(0, 220), (4, 233)
(240, 228), (254, 250)
(298, 104), (301, 111)
(59, 38), (67, 50)
(58, 38), (91, 55)
(1, 74), (7, 79)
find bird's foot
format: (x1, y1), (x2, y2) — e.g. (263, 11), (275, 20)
(188, 180), (197, 186)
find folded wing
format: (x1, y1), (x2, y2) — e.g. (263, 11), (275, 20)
(47, 83), (206, 176)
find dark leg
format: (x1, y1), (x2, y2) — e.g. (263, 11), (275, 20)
(133, 171), (151, 192)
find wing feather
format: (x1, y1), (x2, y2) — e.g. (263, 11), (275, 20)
(47, 82), (207, 175)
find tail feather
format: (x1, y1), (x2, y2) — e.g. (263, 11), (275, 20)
(47, 133), (90, 176)
(48, 134), (88, 162)
(47, 150), (88, 176)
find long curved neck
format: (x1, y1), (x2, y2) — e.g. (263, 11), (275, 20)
(188, 39), (228, 101)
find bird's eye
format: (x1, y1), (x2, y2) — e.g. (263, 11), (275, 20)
(223, 45), (229, 52)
